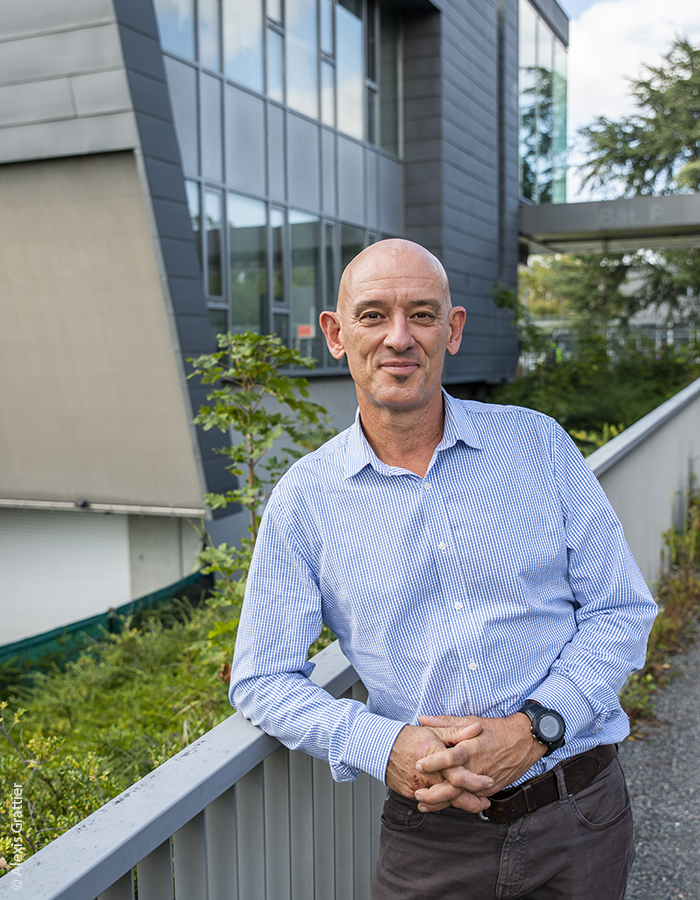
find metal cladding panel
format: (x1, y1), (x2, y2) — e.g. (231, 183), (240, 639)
(111, 0), (236, 505)
(403, 0), (520, 385)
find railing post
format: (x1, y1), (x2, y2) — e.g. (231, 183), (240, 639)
(136, 839), (174, 900)
(97, 872), (134, 900)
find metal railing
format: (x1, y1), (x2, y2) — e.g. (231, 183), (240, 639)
(3, 377), (700, 900)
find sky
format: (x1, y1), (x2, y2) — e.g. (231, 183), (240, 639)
(558, 0), (700, 198)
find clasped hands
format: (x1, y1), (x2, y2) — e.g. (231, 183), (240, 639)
(385, 713), (547, 815)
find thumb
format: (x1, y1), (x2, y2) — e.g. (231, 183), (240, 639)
(422, 721), (482, 745)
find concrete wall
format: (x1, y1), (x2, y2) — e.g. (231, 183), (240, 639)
(589, 378), (700, 585)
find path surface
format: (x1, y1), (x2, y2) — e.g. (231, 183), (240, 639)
(620, 638), (700, 900)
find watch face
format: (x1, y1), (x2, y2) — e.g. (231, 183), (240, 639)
(539, 712), (564, 741)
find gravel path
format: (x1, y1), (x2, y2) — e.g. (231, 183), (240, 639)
(620, 638), (700, 900)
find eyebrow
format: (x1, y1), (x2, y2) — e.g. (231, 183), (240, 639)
(351, 298), (444, 316)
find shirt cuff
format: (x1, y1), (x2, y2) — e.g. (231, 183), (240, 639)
(343, 710), (407, 783)
(528, 672), (598, 739)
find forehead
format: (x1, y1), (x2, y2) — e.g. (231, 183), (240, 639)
(344, 251), (447, 305)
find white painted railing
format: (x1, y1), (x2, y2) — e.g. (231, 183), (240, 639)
(3, 377), (699, 899)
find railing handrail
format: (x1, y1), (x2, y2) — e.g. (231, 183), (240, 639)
(587, 375), (700, 477)
(0, 641), (358, 900)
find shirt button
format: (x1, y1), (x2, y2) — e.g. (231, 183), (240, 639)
(439, 542), (447, 551)
(423, 483), (431, 491)
(454, 601), (463, 610)
(468, 661), (478, 671)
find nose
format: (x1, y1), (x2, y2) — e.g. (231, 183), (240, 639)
(384, 312), (416, 352)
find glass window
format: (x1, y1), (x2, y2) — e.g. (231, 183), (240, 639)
(286, 0), (318, 119)
(271, 207), (285, 304)
(321, 59), (336, 127)
(320, 0), (334, 55)
(154, 0), (195, 59)
(379, 7), (400, 156)
(267, 27), (285, 102)
(341, 223), (365, 274)
(553, 38), (567, 203)
(208, 308), (229, 340)
(228, 193), (268, 333)
(267, 0), (283, 23)
(223, 0), (264, 93)
(325, 221), (337, 308)
(200, 74), (223, 182)
(367, 87), (377, 145)
(536, 20), (554, 203)
(290, 210), (322, 358)
(205, 190), (223, 297)
(198, 0), (221, 70)
(274, 312), (290, 346)
(518, 0), (538, 202)
(336, 1), (364, 139)
(185, 180), (201, 265)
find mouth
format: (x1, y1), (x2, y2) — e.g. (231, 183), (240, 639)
(379, 360), (420, 376)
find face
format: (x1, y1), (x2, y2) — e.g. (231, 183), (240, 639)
(319, 241), (466, 415)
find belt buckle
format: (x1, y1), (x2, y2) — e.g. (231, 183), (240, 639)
(478, 810), (490, 822)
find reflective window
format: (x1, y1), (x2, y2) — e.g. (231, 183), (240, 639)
(271, 207), (285, 304)
(223, 0), (264, 93)
(379, 7), (400, 155)
(154, 0), (195, 59)
(267, 0), (283, 23)
(320, 0), (334, 54)
(325, 221), (337, 307)
(185, 180), (201, 265)
(286, 0), (318, 119)
(199, 0), (221, 70)
(205, 190), (223, 296)
(290, 210), (322, 358)
(341, 223), (365, 274)
(274, 312), (290, 346)
(228, 193), (268, 333)
(518, 0), (567, 204)
(208, 307), (229, 340)
(321, 59), (336, 127)
(267, 27), (285, 102)
(336, 0), (363, 139)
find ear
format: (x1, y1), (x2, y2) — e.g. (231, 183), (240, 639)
(320, 311), (346, 360)
(446, 306), (466, 356)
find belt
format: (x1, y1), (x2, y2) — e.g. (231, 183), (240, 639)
(481, 743), (618, 825)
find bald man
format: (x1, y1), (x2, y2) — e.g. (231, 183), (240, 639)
(230, 240), (656, 900)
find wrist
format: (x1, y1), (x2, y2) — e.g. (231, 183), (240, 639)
(518, 701), (566, 757)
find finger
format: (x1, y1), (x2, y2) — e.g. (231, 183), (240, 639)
(414, 780), (464, 806)
(438, 766), (495, 793)
(416, 742), (475, 774)
(424, 722), (482, 745)
(450, 793), (492, 814)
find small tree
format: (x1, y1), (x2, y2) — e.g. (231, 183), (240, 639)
(188, 332), (335, 654)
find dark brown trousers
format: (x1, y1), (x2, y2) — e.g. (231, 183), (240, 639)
(372, 758), (634, 900)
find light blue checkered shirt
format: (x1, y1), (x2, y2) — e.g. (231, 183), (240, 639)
(230, 392), (657, 786)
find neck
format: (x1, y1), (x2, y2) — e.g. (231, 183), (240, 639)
(357, 393), (445, 477)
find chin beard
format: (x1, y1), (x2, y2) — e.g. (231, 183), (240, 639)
(393, 375), (409, 385)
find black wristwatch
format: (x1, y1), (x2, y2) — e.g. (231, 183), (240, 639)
(518, 701), (566, 756)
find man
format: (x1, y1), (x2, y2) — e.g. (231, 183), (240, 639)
(230, 239), (657, 899)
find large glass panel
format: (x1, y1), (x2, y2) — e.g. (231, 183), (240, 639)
(320, 0), (334, 55)
(271, 207), (285, 304)
(154, 0), (195, 59)
(267, 27), (285, 102)
(552, 38), (567, 203)
(208, 307), (228, 340)
(290, 210), (322, 359)
(286, 0), (319, 119)
(518, 0), (538, 202)
(341, 223), (364, 274)
(536, 19), (554, 203)
(205, 190), (223, 297)
(229, 193), (267, 333)
(379, 7), (400, 156)
(367, 86), (377, 145)
(325, 221), (337, 308)
(185, 180), (201, 265)
(274, 313), (290, 346)
(199, 0), (221, 70)
(223, 0), (264, 93)
(200, 74), (223, 182)
(321, 59), (336, 126)
(267, 0), (283, 23)
(336, 1), (364, 139)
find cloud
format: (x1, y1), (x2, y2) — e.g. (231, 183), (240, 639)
(566, 0), (700, 197)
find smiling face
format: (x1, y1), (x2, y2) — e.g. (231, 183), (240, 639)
(320, 240), (465, 416)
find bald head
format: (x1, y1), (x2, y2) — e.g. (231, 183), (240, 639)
(337, 239), (451, 313)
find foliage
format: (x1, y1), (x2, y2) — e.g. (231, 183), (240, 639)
(579, 38), (700, 197)
(620, 484), (700, 726)
(189, 332), (334, 606)
(490, 331), (700, 452)
(0, 604), (236, 863)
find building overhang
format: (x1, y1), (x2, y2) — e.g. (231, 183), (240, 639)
(520, 193), (700, 254)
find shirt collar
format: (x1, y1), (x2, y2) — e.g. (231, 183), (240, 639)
(344, 389), (483, 479)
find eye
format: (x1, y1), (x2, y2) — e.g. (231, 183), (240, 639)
(413, 311), (436, 321)
(359, 311), (383, 322)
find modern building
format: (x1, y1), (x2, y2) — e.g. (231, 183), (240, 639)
(0, 0), (568, 643)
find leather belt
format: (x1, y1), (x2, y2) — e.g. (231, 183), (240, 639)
(481, 743), (618, 825)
